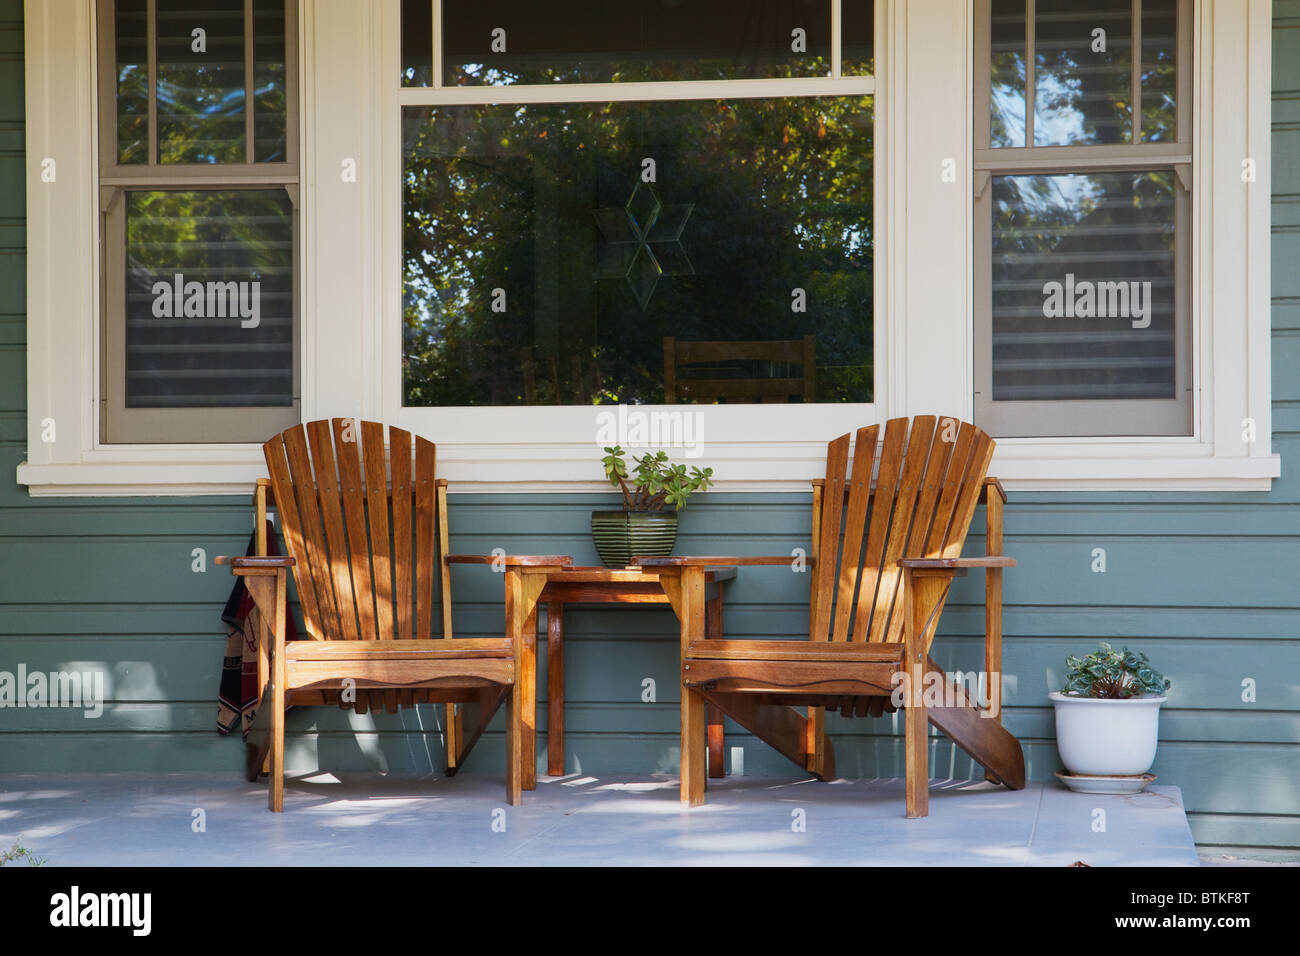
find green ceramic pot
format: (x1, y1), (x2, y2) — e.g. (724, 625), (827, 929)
(590, 510), (678, 568)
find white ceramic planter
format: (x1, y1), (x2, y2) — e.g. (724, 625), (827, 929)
(1049, 691), (1167, 776)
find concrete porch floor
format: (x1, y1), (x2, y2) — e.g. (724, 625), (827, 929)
(0, 772), (1200, 866)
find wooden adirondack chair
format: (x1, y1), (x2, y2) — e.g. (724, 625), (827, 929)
(216, 419), (569, 811)
(638, 415), (1024, 817)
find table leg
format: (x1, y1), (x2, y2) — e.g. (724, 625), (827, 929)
(680, 567), (707, 807)
(522, 604), (538, 790)
(706, 588), (725, 778)
(546, 601), (565, 776)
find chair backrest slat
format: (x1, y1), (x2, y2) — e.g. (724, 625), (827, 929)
(437, 481), (454, 639)
(414, 436), (437, 642)
(849, 418), (908, 642)
(281, 425), (344, 640)
(810, 416), (996, 646)
(390, 426), (415, 642)
(924, 422), (978, 558)
(362, 422), (396, 642)
(912, 427), (995, 650)
(903, 419), (960, 567)
(830, 425), (878, 642)
(262, 420), (451, 645)
(306, 420), (361, 641)
(870, 416), (936, 643)
(942, 432), (995, 561)
(264, 433), (328, 639)
(333, 419), (380, 642)
(880, 417), (961, 645)
(809, 433), (850, 641)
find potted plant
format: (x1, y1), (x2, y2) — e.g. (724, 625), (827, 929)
(1050, 642), (1171, 790)
(592, 446), (714, 568)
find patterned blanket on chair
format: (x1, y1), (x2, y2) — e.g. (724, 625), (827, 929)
(216, 523), (299, 736)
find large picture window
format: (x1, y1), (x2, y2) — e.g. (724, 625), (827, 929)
(97, 0), (299, 443)
(399, 0), (875, 409)
(974, 0), (1192, 437)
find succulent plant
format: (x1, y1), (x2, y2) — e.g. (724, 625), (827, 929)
(1062, 642), (1171, 699)
(601, 446), (714, 512)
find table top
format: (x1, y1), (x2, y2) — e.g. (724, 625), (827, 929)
(540, 565), (738, 583)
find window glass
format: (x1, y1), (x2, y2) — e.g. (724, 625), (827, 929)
(253, 0), (288, 162)
(441, 0), (833, 85)
(1140, 0), (1178, 142)
(1033, 0), (1132, 146)
(401, 0), (433, 87)
(115, 0), (150, 164)
(990, 171), (1176, 402)
(989, 0), (1026, 148)
(402, 97), (873, 406)
(156, 0), (248, 164)
(124, 190), (294, 409)
(842, 0), (875, 76)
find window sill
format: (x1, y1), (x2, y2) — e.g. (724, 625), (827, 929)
(15, 440), (1281, 496)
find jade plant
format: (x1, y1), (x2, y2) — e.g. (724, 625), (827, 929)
(1062, 642), (1171, 699)
(0, 839), (45, 867)
(601, 446), (714, 512)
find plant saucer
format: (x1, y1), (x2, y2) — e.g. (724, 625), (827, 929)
(1054, 770), (1156, 794)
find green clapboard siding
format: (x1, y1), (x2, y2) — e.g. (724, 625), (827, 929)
(1, 0), (1299, 851)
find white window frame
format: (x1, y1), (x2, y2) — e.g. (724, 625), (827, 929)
(18, 0), (1278, 496)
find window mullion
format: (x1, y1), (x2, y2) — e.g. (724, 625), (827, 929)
(147, 0), (157, 165)
(1024, 0), (1035, 148)
(832, 0), (842, 79)
(397, 76), (874, 108)
(245, 0), (256, 163)
(432, 0), (441, 89)
(1176, 0), (1191, 143)
(1132, 0), (1142, 143)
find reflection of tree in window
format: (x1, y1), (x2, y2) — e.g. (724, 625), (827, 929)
(402, 97), (874, 407)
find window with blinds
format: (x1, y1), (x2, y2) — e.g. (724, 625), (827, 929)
(973, 0), (1192, 438)
(97, 0), (299, 443)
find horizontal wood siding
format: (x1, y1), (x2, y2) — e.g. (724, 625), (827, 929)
(0, 0), (1297, 849)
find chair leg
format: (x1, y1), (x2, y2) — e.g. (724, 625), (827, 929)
(678, 567), (708, 806)
(521, 606), (538, 791)
(905, 668), (928, 819)
(268, 675), (285, 812)
(445, 703), (460, 773)
(505, 682), (522, 806)
(707, 702), (725, 778)
(268, 570), (288, 813)
(681, 687), (707, 807)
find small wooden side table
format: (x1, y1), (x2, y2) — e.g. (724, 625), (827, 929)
(526, 566), (737, 786)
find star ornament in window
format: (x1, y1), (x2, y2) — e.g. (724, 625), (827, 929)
(593, 180), (694, 310)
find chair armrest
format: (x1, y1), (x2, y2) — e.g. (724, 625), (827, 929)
(632, 555), (816, 567)
(982, 476), (1007, 504)
(444, 554), (574, 567)
(215, 555), (295, 569)
(897, 556), (1016, 569)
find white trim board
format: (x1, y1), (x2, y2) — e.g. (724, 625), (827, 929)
(17, 0), (1280, 496)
